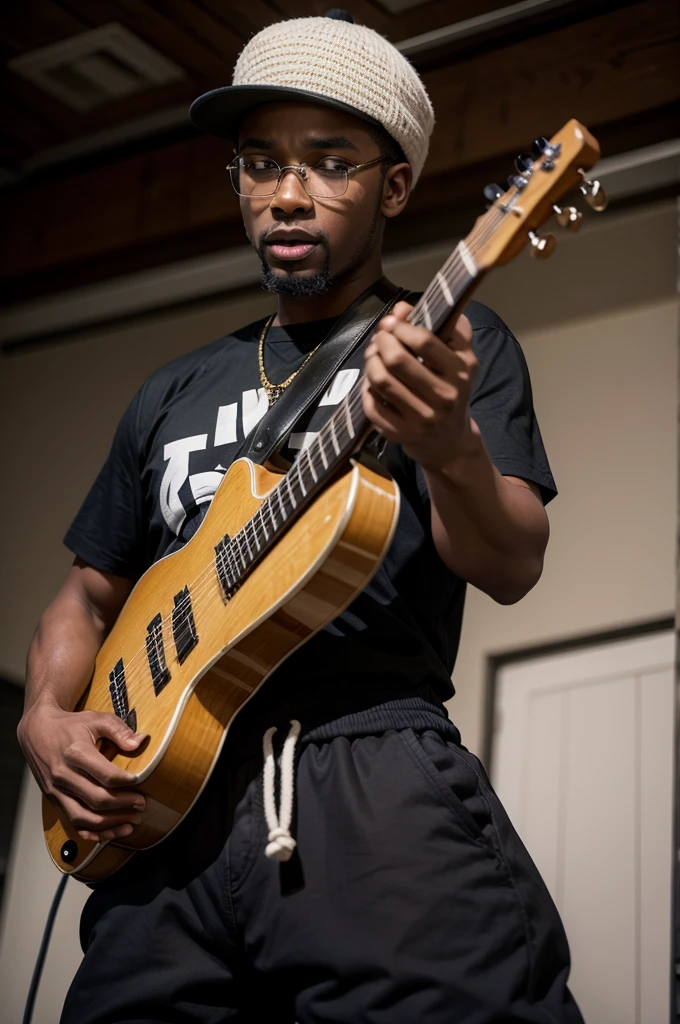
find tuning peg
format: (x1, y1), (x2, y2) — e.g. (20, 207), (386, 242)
(579, 177), (608, 211)
(531, 137), (550, 157)
(483, 183), (504, 203)
(507, 174), (527, 190)
(515, 153), (533, 173)
(553, 204), (583, 231)
(529, 230), (556, 259)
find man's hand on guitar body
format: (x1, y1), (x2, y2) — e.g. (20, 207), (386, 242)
(18, 558), (147, 843)
(18, 703), (146, 843)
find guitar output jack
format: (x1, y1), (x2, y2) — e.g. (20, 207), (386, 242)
(60, 840), (78, 863)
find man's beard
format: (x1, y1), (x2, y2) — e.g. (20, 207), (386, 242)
(258, 249), (332, 297)
(254, 227), (332, 297)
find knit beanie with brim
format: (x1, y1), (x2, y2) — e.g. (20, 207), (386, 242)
(190, 10), (435, 187)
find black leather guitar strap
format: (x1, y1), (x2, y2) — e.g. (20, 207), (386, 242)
(234, 276), (405, 466)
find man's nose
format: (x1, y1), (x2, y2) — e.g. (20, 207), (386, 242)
(270, 167), (313, 215)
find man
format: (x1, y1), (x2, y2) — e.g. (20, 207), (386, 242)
(19, 11), (583, 1024)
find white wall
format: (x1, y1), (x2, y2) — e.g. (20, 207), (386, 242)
(0, 199), (676, 1021)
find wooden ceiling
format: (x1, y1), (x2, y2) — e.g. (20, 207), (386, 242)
(0, 0), (519, 168)
(1, 0), (679, 309)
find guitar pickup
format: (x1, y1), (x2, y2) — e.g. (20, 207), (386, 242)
(172, 586), (198, 664)
(146, 613), (171, 695)
(108, 658), (129, 720)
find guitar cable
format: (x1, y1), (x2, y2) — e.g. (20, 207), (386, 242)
(22, 874), (69, 1024)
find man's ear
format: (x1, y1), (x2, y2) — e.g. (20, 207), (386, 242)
(381, 163), (411, 219)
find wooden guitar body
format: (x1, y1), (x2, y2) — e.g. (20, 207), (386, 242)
(43, 457), (400, 881)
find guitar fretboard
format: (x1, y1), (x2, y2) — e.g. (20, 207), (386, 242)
(214, 240), (480, 598)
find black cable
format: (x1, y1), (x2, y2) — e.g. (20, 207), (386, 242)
(22, 874), (69, 1024)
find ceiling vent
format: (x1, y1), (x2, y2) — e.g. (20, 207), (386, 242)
(8, 23), (185, 112)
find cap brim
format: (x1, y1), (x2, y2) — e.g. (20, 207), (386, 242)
(189, 84), (381, 141)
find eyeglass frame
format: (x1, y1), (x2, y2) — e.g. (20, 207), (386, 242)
(226, 154), (392, 199)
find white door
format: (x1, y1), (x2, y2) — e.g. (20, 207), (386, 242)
(492, 630), (675, 1024)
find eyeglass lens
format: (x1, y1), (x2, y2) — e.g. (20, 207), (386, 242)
(230, 158), (349, 198)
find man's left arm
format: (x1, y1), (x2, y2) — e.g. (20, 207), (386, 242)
(361, 301), (549, 605)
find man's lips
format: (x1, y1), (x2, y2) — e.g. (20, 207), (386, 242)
(266, 241), (319, 261)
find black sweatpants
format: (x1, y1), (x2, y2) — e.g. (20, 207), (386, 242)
(61, 699), (584, 1024)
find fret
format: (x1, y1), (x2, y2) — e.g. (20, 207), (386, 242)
(329, 415), (341, 455)
(344, 397), (355, 438)
(306, 446), (318, 483)
(296, 459), (307, 497)
(277, 484), (288, 522)
(319, 436), (328, 469)
(236, 532), (247, 570)
(244, 528), (254, 560)
(255, 509), (266, 548)
(286, 473), (297, 510)
(259, 506), (269, 542)
(420, 293), (433, 330)
(436, 270), (454, 307)
(457, 240), (477, 279)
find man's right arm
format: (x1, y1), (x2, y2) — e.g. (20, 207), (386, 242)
(18, 557), (149, 843)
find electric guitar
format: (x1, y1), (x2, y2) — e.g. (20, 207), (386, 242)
(44, 119), (605, 882)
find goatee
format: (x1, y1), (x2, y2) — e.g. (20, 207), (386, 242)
(258, 254), (332, 297)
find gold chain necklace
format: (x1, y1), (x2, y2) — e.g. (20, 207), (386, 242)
(258, 314), (325, 406)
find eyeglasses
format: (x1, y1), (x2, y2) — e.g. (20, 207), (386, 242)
(227, 155), (390, 199)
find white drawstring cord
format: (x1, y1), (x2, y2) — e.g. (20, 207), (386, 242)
(262, 719), (301, 862)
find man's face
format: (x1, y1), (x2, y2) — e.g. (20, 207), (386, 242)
(235, 102), (402, 296)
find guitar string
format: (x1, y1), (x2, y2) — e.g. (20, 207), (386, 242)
(101, 205), (512, 690)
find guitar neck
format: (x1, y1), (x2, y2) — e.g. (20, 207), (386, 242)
(317, 235), (483, 467)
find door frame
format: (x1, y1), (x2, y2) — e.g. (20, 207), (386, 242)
(482, 615), (675, 774)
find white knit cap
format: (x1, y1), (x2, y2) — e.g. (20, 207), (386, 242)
(190, 11), (434, 186)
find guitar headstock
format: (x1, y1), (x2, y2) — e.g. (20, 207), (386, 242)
(469, 119), (604, 271)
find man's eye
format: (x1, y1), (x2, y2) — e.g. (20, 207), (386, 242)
(242, 158), (278, 173)
(314, 158), (350, 175)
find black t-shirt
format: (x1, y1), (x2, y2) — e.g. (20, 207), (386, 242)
(65, 298), (555, 725)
